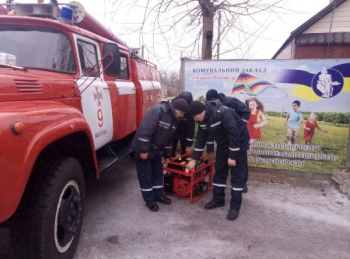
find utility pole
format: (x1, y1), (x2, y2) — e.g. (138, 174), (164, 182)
(217, 10), (221, 60)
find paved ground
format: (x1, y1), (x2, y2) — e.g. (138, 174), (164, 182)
(1, 157), (350, 259)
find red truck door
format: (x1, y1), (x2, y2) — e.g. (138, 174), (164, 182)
(113, 52), (137, 138)
(74, 35), (114, 149)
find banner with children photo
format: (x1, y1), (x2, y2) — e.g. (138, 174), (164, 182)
(182, 59), (350, 174)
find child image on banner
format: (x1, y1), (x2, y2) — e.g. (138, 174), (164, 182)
(303, 112), (327, 145)
(285, 100), (304, 145)
(245, 98), (267, 151)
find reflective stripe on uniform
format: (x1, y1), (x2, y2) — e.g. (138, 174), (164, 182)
(194, 148), (204, 151)
(213, 183), (226, 187)
(159, 120), (170, 129)
(141, 188), (153, 191)
(210, 121), (221, 127)
(229, 147), (240, 151)
(187, 138), (193, 141)
(153, 185), (163, 189)
(165, 146), (172, 149)
(159, 121), (170, 126)
(139, 137), (150, 142)
(232, 187), (243, 191)
(206, 141), (214, 144)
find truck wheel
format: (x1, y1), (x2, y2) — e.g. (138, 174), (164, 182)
(10, 157), (85, 259)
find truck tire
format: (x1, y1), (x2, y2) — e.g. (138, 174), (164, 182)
(10, 156), (85, 259)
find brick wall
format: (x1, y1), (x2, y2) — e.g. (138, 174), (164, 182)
(294, 44), (350, 59)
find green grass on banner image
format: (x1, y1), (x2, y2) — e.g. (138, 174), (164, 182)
(248, 115), (349, 174)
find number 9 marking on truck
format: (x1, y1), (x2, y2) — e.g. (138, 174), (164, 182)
(97, 109), (103, 127)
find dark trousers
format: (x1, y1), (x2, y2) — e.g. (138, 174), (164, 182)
(134, 152), (164, 202)
(212, 147), (248, 211)
(172, 138), (187, 157)
(245, 161), (249, 184)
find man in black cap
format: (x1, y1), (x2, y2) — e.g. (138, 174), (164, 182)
(132, 98), (188, 212)
(206, 89), (251, 123)
(186, 101), (249, 221)
(171, 92), (195, 157)
(206, 89), (250, 193)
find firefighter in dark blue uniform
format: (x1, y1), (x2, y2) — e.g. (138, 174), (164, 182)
(171, 92), (195, 157)
(132, 98), (188, 212)
(186, 101), (250, 220)
(206, 89), (251, 193)
(217, 92), (251, 122)
(206, 89), (250, 122)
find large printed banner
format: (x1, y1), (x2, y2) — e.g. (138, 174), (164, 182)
(184, 59), (350, 174)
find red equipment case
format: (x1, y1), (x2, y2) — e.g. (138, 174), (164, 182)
(164, 153), (214, 204)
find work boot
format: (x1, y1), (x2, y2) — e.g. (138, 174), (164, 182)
(204, 200), (225, 210)
(227, 210), (239, 221)
(155, 195), (171, 205)
(243, 184), (248, 193)
(146, 201), (159, 212)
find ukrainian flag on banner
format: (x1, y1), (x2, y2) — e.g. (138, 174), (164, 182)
(276, 70), (320, 102)
(332, 63), (350, 92)
(276, 63), (350, 102)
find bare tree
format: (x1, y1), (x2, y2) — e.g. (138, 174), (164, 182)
(197, 0), (286, 59)
(111, 0), (287, 63)
(159, 69), (181, 97)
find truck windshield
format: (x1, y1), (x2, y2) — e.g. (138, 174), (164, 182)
(0, 26), (76, 74)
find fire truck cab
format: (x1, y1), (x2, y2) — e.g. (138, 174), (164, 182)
(0, 1), (161, 258)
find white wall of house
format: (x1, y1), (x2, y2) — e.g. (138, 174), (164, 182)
(304, 1), (350, 33)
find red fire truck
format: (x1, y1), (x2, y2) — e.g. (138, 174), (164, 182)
(0, 1), (161, 258)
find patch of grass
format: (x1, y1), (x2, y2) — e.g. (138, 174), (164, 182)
(249, 115), (349, 174)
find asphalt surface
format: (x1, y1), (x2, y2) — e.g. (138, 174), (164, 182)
(1, 157), (350, 259)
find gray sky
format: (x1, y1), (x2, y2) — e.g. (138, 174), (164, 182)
(20, 0), (330, 70)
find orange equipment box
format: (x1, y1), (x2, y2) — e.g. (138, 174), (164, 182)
(163, 153), (214, 204)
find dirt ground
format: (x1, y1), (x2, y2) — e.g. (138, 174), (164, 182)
(1, 158), (350, 259)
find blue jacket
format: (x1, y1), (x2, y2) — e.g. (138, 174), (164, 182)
(219, 94), (251, 122)
(172, 92), (195, 147)
(192, 102), (250, 160)
(131, 101), (177, 158)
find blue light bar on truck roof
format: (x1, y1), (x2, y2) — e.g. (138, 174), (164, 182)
(58, 6), (73, 24)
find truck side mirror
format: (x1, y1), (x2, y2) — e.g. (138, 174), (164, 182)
(103, 43), (120, 76)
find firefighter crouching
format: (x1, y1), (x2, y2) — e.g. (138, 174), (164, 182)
(186, 101), (250, 221)
(131, 98), (188, 212)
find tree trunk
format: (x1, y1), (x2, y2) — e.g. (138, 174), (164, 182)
(199, 0), (214, 59)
